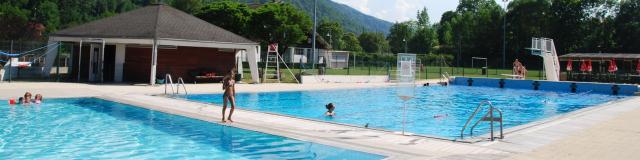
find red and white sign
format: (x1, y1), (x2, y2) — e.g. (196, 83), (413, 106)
(268, 43), (278, 52)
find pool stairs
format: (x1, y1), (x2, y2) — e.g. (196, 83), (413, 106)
(460, 100), (504, 141)
(164, 74), (187, 95)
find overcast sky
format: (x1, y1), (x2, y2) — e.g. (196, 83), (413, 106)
(332, 0), (508, 23)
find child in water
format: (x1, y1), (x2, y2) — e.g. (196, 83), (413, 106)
(18, 92), (33, 104)
(325, 103), (336, 116)
(33, 94), (43, 104)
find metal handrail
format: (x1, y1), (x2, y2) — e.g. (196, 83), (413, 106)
(470, 107), (503, 140)
(460, 100), (504, 141)
(441, 72), (450, 83)
(176, 77), (188, 95)
(164, 74), (175, 95)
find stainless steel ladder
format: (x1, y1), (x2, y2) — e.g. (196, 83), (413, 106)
(164, 74), (188, 95)
(441, 72), (451, 83)
(460, 100), (503, 141)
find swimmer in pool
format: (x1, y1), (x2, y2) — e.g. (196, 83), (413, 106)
(325, 103), (336, 116)
(33, 94), (43, 104)
(18, 92), (32, 104)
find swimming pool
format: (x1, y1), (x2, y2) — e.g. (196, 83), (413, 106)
(183, 85), (627, 140)
(0, 98), (384, 159)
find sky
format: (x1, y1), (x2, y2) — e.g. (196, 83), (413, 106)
(332, 0), (508, 23)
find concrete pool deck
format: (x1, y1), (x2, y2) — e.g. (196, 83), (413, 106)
(0, 81), (639, 159)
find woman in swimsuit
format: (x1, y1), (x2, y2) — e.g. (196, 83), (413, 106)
(221, 70), (237, 123)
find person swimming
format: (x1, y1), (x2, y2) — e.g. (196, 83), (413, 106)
(433, 114), (448, 119)
(18, 92), (32, 104)
(33, 94), (43, 104)
(325, 103), (336, 116)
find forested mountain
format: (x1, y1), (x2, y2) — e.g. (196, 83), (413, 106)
(237, 0), (392, 34)
(284, 0), (392, 35)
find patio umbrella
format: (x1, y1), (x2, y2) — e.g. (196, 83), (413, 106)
(587, 59), (593, 72)
(566, 59), (573, 71)
(637, 59), (640, 74)
(580, 59), (587, 72)
(608, 58), (618, 73)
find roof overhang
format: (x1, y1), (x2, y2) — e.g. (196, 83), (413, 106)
(50, 36), (259, 50)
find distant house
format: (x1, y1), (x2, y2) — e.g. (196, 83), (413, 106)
(283, 33), (349, 69)
(42, 4), (260, 84)
(284, 47), (349, 69)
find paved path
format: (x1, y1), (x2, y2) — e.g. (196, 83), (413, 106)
(508, 98), (640, 160)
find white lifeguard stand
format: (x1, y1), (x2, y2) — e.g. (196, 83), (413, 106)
(263, 43), (298, 83)
(528, 38), (560, 81)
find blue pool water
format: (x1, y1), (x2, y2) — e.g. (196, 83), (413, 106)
(184, 85), (627, 139)
(0, 98), (384, 159)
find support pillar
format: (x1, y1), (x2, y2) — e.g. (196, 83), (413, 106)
(150, 39), (158, 85)
(246, 45), (260, 83)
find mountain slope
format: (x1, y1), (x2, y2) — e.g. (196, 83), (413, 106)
(287, 0), (392, 34)
(239, 0), (392, 34)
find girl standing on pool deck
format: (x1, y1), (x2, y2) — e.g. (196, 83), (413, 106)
(221, 70), (236, 123)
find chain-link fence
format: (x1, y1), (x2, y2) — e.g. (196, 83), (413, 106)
(241, 48), (545, 83)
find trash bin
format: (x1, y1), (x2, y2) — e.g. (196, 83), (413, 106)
(481, 67), (487, 75)
(319, 67), (325, 75)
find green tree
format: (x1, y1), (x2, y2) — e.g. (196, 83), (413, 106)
(0, 3), (30, 40)
(318, 19), (344, 50)
(358, 32), (388, 53)
(580, 0), (618, 52)
(342, 32), (362, 52)
(410, 27), (438, 54)
(196, 1), (252, 36)
(387, 21), (414, 53)
(171, 0), (203, 14)
(34, 1), (60, 33)
(416, 7), (429, 27)
(549, 0), (586, 54)
(615, 0), (640, 52)
(442, 0), (502, 67)
(506, 0), (551, 56)
(249, 3), (312, 50)
(409, 8), (438, 54)
(437, 11), (456, 45)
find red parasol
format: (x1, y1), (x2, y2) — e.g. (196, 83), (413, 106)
(580, 59), (587, 72)
(608, 58), (618, 73)
(566, 59), (573, 71)
(637, 59), (640, 74)
(587, 59), (593, 72)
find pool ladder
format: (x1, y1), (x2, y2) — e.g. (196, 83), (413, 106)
(164, 74), (188, 95)
(441, 72), (451, 83)
(460, 100), (503, 141)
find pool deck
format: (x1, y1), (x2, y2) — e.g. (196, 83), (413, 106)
(1, 81), (639, 159)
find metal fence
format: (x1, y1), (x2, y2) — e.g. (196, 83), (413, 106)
(241, 50), (549, 83)
(0, 40), (71, 82)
